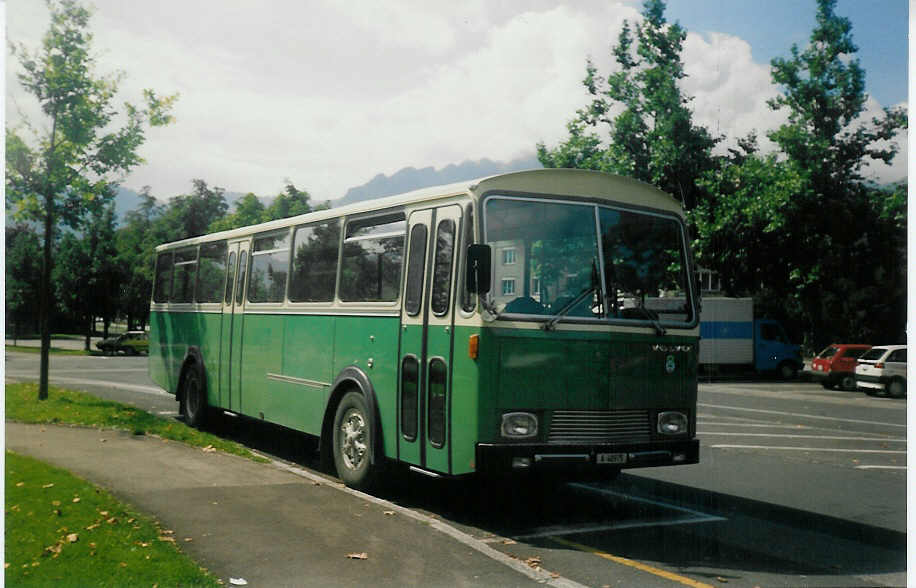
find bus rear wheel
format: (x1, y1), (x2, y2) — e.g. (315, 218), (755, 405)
(181, 362), (207, 428)
(332, 391), (379, 491)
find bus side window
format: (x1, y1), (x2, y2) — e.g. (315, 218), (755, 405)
(430, 218), (455, 316)
(289, 221), (340, 302)
(340, 214), (405, 302)
(235, 251), (248, 306)
(249, 232), (291, 303)
(461, 203), (475, 313)
(196, 241), (228, 303)
(172, 247), (198, 303)
(224, 251), (237, 304)
(153, 252), (174, 303)
(404, 224), (428, 316)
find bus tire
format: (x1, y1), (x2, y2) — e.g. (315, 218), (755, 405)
(181, 362), (207, 428)
(332, 391), (379, 491)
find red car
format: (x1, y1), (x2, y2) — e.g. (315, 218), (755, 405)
(809, 344), (872, 390)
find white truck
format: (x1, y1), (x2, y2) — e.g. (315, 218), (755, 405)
(649, 297), (802, 378)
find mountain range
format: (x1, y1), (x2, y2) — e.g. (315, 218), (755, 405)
(113, 154), (543, 222)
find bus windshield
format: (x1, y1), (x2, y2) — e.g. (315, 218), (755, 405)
(484, 196), (694, 326)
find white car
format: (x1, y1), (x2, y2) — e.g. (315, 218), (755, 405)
(855, 345), (906, 398)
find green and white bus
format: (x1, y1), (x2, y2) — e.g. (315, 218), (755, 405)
(149, 169), (700, 489)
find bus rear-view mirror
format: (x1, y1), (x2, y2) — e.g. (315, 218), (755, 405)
(466, 244), (491, 294)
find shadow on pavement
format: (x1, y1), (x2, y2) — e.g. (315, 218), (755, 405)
(191, 411), (907, 584)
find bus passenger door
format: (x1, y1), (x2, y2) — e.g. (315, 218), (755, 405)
(222, 240), (249, 413)
(218, 244), (238, 409)
(398, 206), (461, 474)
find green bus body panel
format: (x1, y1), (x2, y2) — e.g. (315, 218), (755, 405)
(332, 315), (402, 461)
(474, 326), (698, 446)
(149, 310), (222, 402)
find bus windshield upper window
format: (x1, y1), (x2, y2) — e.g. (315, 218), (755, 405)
(484, 196), (694, 326)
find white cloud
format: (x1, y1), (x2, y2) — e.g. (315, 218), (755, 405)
(5, 0), (906, 205)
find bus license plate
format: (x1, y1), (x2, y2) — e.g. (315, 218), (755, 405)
(596, 453), (627, 465)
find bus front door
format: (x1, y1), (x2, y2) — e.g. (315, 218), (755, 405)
(399, 206), (461, 474)
(220, 240), (249, 412)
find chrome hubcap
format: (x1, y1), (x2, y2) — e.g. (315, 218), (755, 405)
(340, 408), (367, 470)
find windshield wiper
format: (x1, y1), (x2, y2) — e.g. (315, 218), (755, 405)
(635, 304), (667, 337)
(543, 259), (602, 331)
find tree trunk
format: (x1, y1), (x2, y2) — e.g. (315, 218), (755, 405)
(103, 316), (110, 339)
(84, 313), (92, 351)
(38, 195), (53, 401)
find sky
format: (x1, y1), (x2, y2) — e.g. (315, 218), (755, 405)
(4, 0), (909, 203)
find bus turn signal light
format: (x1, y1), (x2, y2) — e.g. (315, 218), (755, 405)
(469, 334), (479, 359)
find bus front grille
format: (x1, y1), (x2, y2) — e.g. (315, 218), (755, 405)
(548, 410), (651, 444)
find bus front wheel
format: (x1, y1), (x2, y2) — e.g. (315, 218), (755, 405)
(181, 362), (207, 428)
(332, 391), (379, 491)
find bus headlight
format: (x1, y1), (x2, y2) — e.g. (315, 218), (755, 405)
(657, 411), (688, 436)
(501, 412), (538, 439)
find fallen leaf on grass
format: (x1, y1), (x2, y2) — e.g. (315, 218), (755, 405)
(66, 534), (79, 543)
(16, 482), (24, 487)
(45, 544), (62, 555)
(42, 483), (54, 489)
(202, 445), (216, 453)
(86, 523), (100, 531)
(52, 500), (61, 507)
(346, 552), (369, 560)
(158, 536), (176, 543)
(72, 497), (81, 503)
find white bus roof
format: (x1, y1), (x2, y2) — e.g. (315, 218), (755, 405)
(155, 168), (681, 251)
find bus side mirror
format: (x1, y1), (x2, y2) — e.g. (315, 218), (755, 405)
(466, 244), (491, 294)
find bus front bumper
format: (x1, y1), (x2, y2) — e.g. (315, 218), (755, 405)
(475, 439), (699, 474)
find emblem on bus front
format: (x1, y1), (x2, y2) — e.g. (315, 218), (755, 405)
(665, 355), (676, 374)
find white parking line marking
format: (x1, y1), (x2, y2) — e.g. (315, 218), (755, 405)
(711, 444), (906, 454)
(509, 514), (725, 541)
(506, 484), (726, 541)
(855, 465), (906, 470)
(700, 432), (905, 442)
(699, 403), (906, 428)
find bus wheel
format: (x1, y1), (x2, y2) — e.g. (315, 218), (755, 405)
(332, 391), (377, 490)
(181, 363), (207, 428)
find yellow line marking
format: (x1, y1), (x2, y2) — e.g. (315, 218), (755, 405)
(550, 536), (715, 588)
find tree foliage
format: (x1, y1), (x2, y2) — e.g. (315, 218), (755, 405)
(691, 0), (907, 348)
(5, 0), (176, 399)
(537, 0), (718, 209)
(6, 224), (43, 343)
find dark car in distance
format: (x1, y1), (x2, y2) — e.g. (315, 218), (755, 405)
(809, 343), (871, 390)
(96, 331), (149, 355)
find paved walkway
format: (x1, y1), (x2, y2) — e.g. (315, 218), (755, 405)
(6, 422), (577, 587)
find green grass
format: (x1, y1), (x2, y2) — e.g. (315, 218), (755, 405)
(6, 382), (269, 463)
(5, 451), (222, 587)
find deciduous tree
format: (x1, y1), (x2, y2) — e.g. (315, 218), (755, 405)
(6, 0), (176, 399)
(538, 0), (718, 209)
